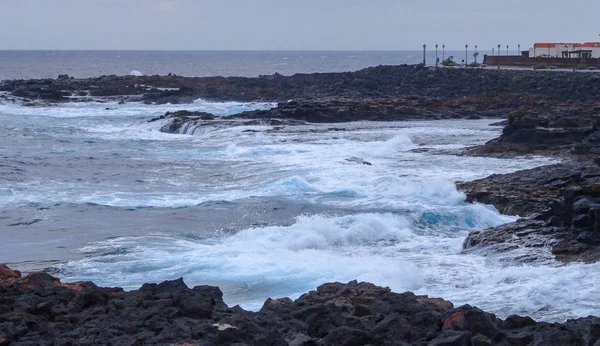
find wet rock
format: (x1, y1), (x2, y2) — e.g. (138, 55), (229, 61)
(457, 163), (588, 217)
(156, 95), (531, 135)
(469, 107), (600, 158)
(150, 110), (216, 134)
(460, 162), (600, 263)
(345, 157), (372, 166)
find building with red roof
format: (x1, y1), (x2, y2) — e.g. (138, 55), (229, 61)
(529, 42), (600, 58)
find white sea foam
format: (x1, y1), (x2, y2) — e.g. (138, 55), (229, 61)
(129, 70), (144, 76)
(4, 100), (584, 321)
(0, 116), (555, 209)
(55, 212), (600, 321)
(0, 98), (275, 119)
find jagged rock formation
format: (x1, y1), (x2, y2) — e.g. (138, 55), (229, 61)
(468, 106), (600, 158)
(153, 96), (539, 134)
(1, 265), (599, 346)
(458, 162), (600, 263)
(2, 65), (600, 105)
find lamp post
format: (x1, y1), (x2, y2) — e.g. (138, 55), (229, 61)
(518, 44), (521, 56)
(442, 45), (445, 62)
(435, 44), (439, 68)
(423, 44), (426, 65)
(506, 45), (509, 55)
(474, 45), (478, 64)
(465, 44), (468, 67)
(492, 47), (495, 56)
(498, 44), (501, 56)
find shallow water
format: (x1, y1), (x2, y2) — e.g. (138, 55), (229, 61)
(1, 99), (597, 322)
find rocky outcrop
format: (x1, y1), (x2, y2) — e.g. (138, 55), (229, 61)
(459, 162), (600, 263)
(153, 96), (535, 134)
(456, 85), (600, 263)
(150, 110), (216, 134)
(457, 164), (593, 217)
(468, 106), (600, 158)
(3, 65), (600, 104)
(233, 97), (512, 123)
(1, 265), (599, 346)
(150, 110), (306, 135)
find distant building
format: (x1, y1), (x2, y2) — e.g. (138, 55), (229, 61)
(529, 42), (600, 58)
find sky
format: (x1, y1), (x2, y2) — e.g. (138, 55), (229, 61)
(0, 0), (599, 50)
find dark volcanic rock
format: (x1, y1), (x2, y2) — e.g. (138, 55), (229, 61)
(1, 266), (599, 345)
(3, 65), (600, 105)
(233, 97), (512, 123)
(153, 109), (306, 135)
(469, 106), (600, 158)
(155, 96), (524, 135)
(457, 163), (590, 217)
(458, 162), (600, 263)
(150, 110), (216, 134)
(346, 157), (372, 166)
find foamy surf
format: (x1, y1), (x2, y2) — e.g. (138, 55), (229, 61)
(2, 99), (578, 322)
(54, 211), (600, 321)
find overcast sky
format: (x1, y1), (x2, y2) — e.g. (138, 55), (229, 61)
(1, 0), (599, 50)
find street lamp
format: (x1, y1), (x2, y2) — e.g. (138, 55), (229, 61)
(518, 44), (521, 56)
(442, 45), (445, 62)
(435, 44), (439, 68)
(423, 44), (426, 65)
(465, 44), (468, 67)
(507, 45), (509, 55)
(492, 48), (495, 56)
(474, 45), (478, 64)
(498, 44), (501, 56)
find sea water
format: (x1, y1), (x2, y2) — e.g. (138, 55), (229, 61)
(1, 98), (598, 322)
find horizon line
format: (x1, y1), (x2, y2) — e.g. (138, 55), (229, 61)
(0, 48), (516, 52)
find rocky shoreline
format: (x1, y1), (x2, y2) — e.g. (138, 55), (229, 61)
(3, 65), (600, 344)
(1, 265), (599, 346)
(3, 65), (600, 104)
(138, 66), (600, 264)
(457, 106), (600, 264)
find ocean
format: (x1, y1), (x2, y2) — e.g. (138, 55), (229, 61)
(0, 51), (598, 322)
(0, 50), (481, 80)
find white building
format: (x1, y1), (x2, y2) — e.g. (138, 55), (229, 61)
(528, 42), (600, 58)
